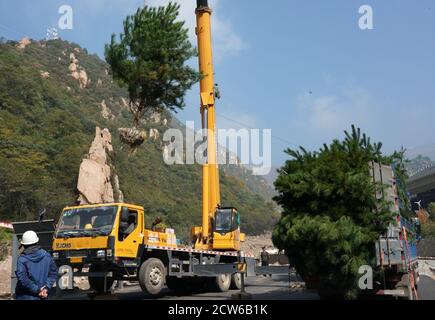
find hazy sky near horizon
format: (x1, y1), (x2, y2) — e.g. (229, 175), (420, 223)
(1, 0), (435, 166)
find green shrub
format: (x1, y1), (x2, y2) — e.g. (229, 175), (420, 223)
(0, 229), (12, 261)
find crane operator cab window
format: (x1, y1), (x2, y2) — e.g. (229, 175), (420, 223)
(214, 208), (240, 235)
(119, 207), (138, 241)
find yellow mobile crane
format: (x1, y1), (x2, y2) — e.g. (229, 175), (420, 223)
(192, 0), (244, 251)
(50, 0), (250, 297)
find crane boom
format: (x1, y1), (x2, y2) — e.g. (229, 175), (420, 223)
(195, 0), (220, 245)
(193, 0), (243, 251)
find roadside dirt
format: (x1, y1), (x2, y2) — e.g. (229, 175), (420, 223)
(419, 259), (435, 281)
(242, 232), (275, 258)
(0, 250), (11, 297)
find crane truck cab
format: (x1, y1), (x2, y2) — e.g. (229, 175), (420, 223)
(191, 207), (246, 251)
(52, 203), (177, 294)
(212, 207), (244, 251)
(53, 203), (176, 262)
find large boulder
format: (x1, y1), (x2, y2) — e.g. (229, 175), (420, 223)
(77, 127), (123, 204)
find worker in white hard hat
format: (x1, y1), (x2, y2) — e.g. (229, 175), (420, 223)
(15, 230), (58, 300)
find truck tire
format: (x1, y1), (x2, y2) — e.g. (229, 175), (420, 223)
(138, 258), (166, 297)
(88, 265), (114, 294)
(214, 274), (231, 292)
(230, 273), (242, 290)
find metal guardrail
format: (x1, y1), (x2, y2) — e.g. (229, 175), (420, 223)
(255, 265), (290, 275)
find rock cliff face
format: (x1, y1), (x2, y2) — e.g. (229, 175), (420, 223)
(77, 127), (123, 204)
(69, 52), (88, 89)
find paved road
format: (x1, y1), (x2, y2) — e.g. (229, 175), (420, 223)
(6, 272), (432, 300)
(54, 263), (435, 300)
(113, 275), (435, 300)
(115, 275), (319, 300)
(418, 276), (435, 300)
(108, 273), (435, 301)
(58, 275), (319, 300)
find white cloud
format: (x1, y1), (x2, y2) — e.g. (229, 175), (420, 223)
(71, 0), (245, 59)
(296, 85), (372, 132)
(291, 82), (435, 155)
(146, 0), (246, 57)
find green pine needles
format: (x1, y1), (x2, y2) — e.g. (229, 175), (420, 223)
(105, 2), (200, 127)
(272, 125), (406, 299)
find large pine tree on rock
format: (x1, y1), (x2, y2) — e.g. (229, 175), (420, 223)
(105, 2), (200, 129)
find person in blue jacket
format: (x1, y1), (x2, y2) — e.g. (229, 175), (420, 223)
(15, 230), (58, 300)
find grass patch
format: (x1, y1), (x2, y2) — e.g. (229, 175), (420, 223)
(0, 229), (12, 261)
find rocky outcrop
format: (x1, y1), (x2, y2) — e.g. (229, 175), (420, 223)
(99, 100), (115, 120)
(118, 128), (147, 151)
(149, 112), (161, 124)
(17, 37), (31, 49)
(149, 128), (159, 141)
(120, 98), (128, 109)
(148, 112), (168, 126)
(77, 127), (123, 204)
(40, 71), (50, 79)
(69, 53), (88, 89)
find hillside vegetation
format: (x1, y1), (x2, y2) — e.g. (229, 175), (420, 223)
(0, 39), (278, 239)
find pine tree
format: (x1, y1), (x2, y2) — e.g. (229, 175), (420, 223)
(272, 126), (395, 298)
(105, 2), (200, 127)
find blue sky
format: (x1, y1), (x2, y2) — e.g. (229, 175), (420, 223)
(1, 0), (435, 166)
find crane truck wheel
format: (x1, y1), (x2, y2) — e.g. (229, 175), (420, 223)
(88, 265), (115, 294)
(214, 274), (231, 292)
(138, 258), (166, 297)
(230, 273), (242, 290)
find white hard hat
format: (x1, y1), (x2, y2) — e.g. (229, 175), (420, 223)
(21, 230), (39, 246)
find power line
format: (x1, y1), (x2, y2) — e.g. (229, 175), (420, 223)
(215, 113), (299, 148)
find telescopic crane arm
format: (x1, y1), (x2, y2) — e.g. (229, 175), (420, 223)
(195, 0), (220, 245)
(193, 0), (243, 251)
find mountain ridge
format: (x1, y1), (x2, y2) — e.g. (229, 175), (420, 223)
(0, 38), (278, 239)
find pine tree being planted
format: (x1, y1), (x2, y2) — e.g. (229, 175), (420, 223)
(272, 126), (399, 299)
(105, 2), (200, 147)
